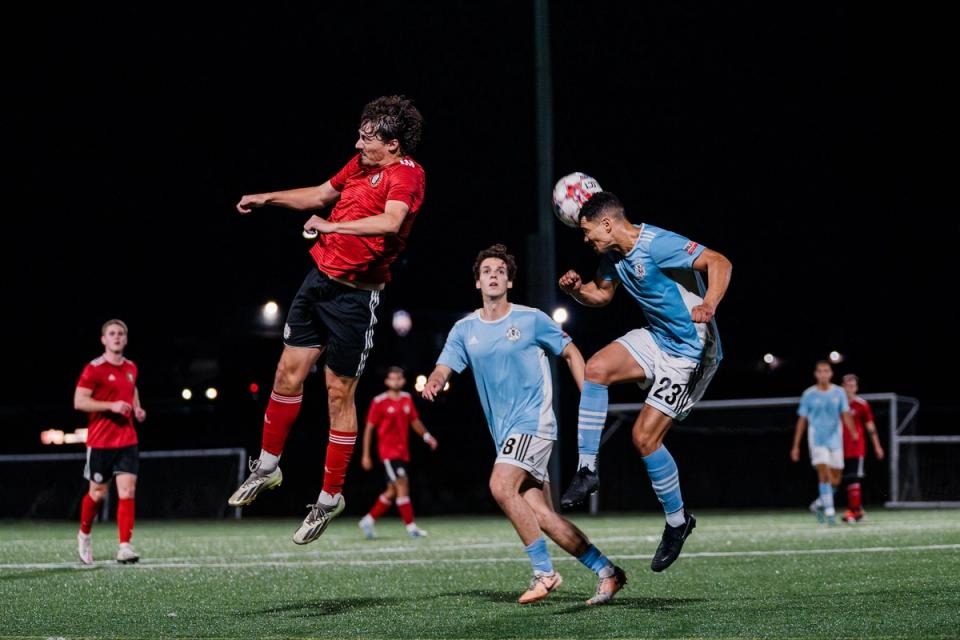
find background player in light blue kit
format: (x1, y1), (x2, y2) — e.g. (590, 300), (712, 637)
(422, 244), (627, 606)
(790, 360), (858, 524)
(558, 191), (732, 573)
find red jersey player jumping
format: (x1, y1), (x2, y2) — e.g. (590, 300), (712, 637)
(74, 319), (146, 564)
(228, 96), (426, 546)
(358, 366), (438, 539)
(841, 373), (885, 523)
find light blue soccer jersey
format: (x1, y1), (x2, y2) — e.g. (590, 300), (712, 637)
(598, 224), (721, 363)
(798, 384), (849, 449)
(437, 304), (571, 450)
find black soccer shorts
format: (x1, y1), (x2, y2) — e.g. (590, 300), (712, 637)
(84, 445), (139, 484)
(283, 268), (382, 378)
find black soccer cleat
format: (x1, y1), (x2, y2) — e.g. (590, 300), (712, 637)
(651, 512), (696, 572)
(560, 466), (600, 509)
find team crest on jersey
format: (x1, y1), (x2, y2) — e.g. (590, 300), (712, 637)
(370, 172), (382, 187)
(126, 372), (134, 383)
(634, 261), (646, 279)
(403, 405), (410, 414)
(506, 325), (521, 342)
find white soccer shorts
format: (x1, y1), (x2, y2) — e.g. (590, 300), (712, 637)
(494, 432), (553, 483)
(809, 445), (844, 469)
(616, 328), (718, 420)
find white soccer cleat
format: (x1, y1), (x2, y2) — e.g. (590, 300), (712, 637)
(116, 542), (140, 564)
(228, 458), (283, 507)
(358, 515), (376, 539)
(293, 495), (345, 545)
(77, 532), (93, 565)
(406, 525), (429, 538)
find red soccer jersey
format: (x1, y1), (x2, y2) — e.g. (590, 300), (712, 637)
(366, 391), (420, 462)
(843, 395), (874, 458)
(309, 154), (426, 286)
(76, 356), (139, 449)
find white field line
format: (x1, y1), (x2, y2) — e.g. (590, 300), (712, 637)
(1, 543), (958, 572)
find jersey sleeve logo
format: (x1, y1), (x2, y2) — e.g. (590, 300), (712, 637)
(683, 241), (699, 255)
(506, 325), (521, 342)
(400, 158), (415, 167)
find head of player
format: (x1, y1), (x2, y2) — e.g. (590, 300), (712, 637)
(814, 360), (833, 388)
(577, 192), (633, 254)
(841, 373), (859, 397)
(473, 243), (517, 303)
(384, 366), (406, 393)
(100, 319), (128, 359)
(356, 95), (423, 168)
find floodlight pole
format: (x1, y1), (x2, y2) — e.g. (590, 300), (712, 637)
(530, 0), (562, 506)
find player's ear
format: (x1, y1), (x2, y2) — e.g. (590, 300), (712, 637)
(386, 138), (400, 154)
(507, 280), (513, 289)
(100, 335), (107, 347)
(475, 280), (481, 290)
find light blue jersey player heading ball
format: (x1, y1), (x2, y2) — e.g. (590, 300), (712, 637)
(557, 191), (733, 574)
(422, 244), (628, 606)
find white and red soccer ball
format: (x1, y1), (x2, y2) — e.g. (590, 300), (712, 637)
(552, 172), (602, 228)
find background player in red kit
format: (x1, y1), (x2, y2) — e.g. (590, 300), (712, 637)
(228, 96), (426, 545)
(841, 373), (885, 523)
(74, 319), (146, 564)
(358, 367), (438, 539)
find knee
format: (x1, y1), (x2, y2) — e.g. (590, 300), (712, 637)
(632, 428), (658, 457)
(488, 476), (512, 505)
(584, 357), (611, 385)
(118, 487), (136, 500)
(89, 485), (108, 501)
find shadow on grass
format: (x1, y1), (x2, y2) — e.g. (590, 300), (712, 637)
(240, 596), (402, 618)
(451, 589), (706, 611)
(0, 566), (100, 581)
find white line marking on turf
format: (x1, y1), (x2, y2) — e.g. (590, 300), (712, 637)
(1, 543), (958, 571)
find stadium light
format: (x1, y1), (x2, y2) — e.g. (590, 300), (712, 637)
(392, 310), (412, 336)
(248, 382), (259, 394)
(552, 307), (569, 324)
(829, 350), (844, 364)
(205, 387), (218, 400)
(762, 353), (782, 371)
(262, 301), (280, 324)
(181, 388), (193, 400)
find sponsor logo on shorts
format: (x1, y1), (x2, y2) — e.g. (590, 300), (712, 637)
(93, 472), (104, 483)
(283, 323), (291, 340)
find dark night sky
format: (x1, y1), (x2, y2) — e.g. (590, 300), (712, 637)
(4, 2), (957, 455)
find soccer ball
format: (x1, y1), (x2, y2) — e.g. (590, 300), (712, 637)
(552, 172), (602, 228)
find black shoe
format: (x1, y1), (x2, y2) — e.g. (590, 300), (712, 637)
(651, 512), (696, 572)
(560, 466), (600, 509)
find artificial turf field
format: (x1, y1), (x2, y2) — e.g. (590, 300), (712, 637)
(1, 509), (958, 639)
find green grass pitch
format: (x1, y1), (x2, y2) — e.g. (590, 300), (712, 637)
(1, 509), (958, 639)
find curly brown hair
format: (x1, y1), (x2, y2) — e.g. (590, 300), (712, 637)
(360, 95), (423, 155)
(472, 244), (517, 281)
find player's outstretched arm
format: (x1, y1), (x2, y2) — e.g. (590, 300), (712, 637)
(790, 416), (807, 462)
(690, 248), (733, 323)
(560, 342), (586, 392)
(237, 181), (341, 214)
(558, 270), (617, 307)
(422, 365), (453, 402)
(866, 419), (885, 459)
(361, 421), (376, 471)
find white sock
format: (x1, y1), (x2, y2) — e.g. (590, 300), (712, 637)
(578, 454), (597, 472)
(360, 514), (374, 526)
(666, 509), (686, 528)
(318, 490), (340, 507)
(258, 450), (280, 471)
(405, 522), (419, 532)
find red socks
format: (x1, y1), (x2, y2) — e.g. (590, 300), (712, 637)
(261, 391), (303, 455)
(80, 493), (100, 534)
(321, 430), (357, 497)
(368, 494), (393, 520)
(396, 496), (415, 526)
(117, 498), (135, 543)
(847, 482), (863, 512)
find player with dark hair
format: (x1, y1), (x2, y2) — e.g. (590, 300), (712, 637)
(74, 319), (146, 564)
(558, 191), (732, 572)
(228, 96), (426, 545)
(840, 373), (884, 523)
(358, 366), (437, 539)
(423, 244), (627, 606)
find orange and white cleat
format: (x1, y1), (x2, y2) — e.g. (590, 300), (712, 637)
(586, 565), (627, 605)
(518, 571), (563, 605)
